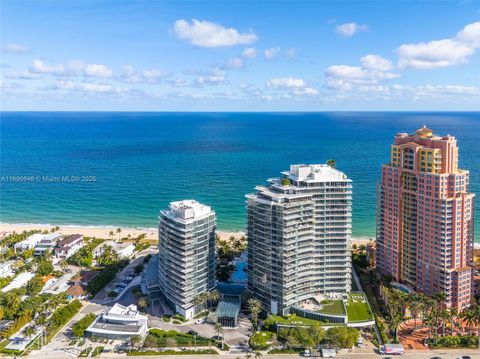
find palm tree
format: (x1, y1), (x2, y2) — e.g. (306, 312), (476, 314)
(326, 159), (336, 168)
(408, 293), (421, 329)
(130, 335), (142, 351)
(116, 228), (122, 242)
(214, 322), (224, 349)
(24, 325), (35, 339)
(247, 297), (263, 332)
(6, 293), (21, 312)
(193, 292), (208, 312)
(208, 290), (221, 307)
(109, 231), (114, 240)
(254, 351), (262, 359)
(244, 354), (252, 359)
(59, 259), (68, 271)
(137, 296), (149, 311)
(461, 308), (476, 336)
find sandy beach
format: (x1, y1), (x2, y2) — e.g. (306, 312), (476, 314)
(0, 222), (247, 242)
(0, 222), (377, 246)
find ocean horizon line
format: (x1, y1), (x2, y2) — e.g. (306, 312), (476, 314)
(1, 110), (479, 114)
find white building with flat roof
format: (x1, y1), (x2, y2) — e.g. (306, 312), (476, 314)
(85, 303), (148, 340)
(158, 200), (217, 319)
(34, 233), (62, 256)
(14, 233), (45, 252)
(93, 241), (135, 259)
(0, 261), (14, 278)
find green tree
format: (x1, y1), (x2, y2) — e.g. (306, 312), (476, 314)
(208, 290), (221, 307)
(59, 259), (68, 271)
(311, 323), (326, 347)
(326, 159), (336, 168)
(214, 322), (224, 341)
(137, 296), (150, 311)
(26, 275), (45, 295)
(247, 297), (263, 332)
(37, 258), (54, 276)
(327, 327), (359, 348)
(97, 245), (120, 266)
(23, 325), (35, 339)
(72, 313), (96, 338)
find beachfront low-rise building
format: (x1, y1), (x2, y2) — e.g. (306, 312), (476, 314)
(34, 233), (62, 256)
(93, 241), (135, 259)
(158, 200), (217, 319)
(0, 261), (15, 278)
(85, 303), (148, 340)
(14, 233), (46, 252)
(55, 234), (84, 260)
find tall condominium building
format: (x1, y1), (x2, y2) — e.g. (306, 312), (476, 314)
(246, 164), (352, 315)
(376, 127), (475, 309)
(158, 200), (216, 319)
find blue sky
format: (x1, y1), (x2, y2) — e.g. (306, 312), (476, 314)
(1, 0), (479, 111)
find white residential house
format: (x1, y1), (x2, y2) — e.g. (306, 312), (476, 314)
(34, 233), (62, 256)
(0, 261), (14, 278)
(14, 233), (46, 252)
(93, 241), (135, 259)
(85, 303), (148, 340)
(55, 234), (84, 260)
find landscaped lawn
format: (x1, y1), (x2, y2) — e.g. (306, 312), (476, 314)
(316, 300), (346, 315)
(346, 293), (373, 322)
(267, 314), (341, 326)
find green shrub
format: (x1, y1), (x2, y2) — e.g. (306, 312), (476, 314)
(72, 313), (96, 338)
(162, 315), (171, 322)
(172, 320), (182, 324)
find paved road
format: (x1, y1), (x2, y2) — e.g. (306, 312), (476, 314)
(97, 351), (479, 359)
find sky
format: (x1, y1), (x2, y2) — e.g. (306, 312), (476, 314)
(1, 0), (479, 111)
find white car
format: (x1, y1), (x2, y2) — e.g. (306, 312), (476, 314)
(303, 349), (311, 357)
(194, 319), (205, 325)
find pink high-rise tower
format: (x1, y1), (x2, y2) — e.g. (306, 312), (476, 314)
(376, 126), (475, 309)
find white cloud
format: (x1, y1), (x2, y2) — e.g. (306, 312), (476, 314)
(286, 48), (297, 59)
(173, 19), (257, 48)
(1, 43), (30, 54)
(223, 57), (244, 69)
(196, 69), (226, 85)
(4, 70), (41, 80)
(53, 80), (127, 94)
(84, 64), (113, 78)
(361, 54), (393, 71)
(264, 47), (280, 59)
(30, 59), (66, 75)
(393, 84), (480, 97)
(265, 77), (319, 97)
(294, 87), (319, 96)
(336, 22), (368, 37)
(267, 77), (306, 88)
(397, 21), (480, 69)
(119, 66), (168, 83)
(325, 65), (399, 90)
(29, 59), (114, 78)
(241, 48), (257, 59)
(0, 80), (24, 89)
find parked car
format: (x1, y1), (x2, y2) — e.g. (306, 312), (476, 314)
(303, 349), (311, 357)
(194, 319), (204, 325)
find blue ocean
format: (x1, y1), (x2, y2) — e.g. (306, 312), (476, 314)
(1, 112), (479, 242)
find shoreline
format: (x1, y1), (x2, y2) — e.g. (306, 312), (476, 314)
(3, 222), (477, 248)
(0, 222), (379, 245)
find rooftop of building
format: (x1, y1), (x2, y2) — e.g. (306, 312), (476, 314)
(162, 199), (214, 222)
(105, 303), (144, 320)
(57, 234), (83, 247)
(282, 164), (350, 182)
(15, 233), (49, 246)
(395, 125), (456, 142)
(97, 240), (134, 251)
